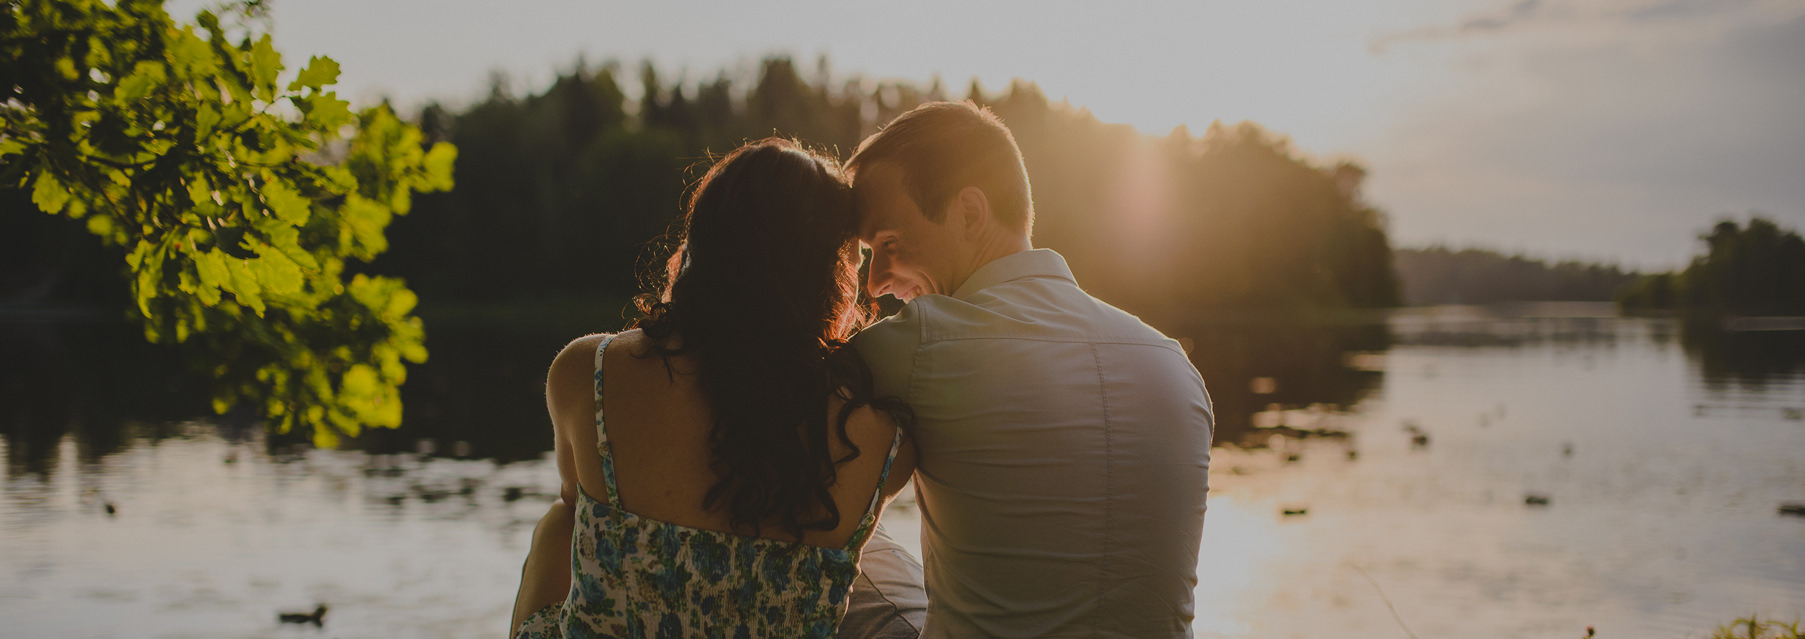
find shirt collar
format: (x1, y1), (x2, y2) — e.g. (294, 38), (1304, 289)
(950, 248), (1076, 300)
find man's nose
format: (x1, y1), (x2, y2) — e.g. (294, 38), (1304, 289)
(865, 250), (893, 298)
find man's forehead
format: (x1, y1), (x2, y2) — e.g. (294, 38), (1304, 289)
(852, 163), (907, 234)
(854, 193), (877, 238)
(851, 160), (905, 191)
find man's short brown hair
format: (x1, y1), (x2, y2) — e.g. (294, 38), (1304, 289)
(847, 101), (1034, 231)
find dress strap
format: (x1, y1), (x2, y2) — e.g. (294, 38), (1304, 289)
(846, 417), (906, 549)
(593, 333), (621, 506)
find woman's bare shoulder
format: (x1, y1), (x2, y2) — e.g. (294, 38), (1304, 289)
(548, 332), (605, 381)
(546, 331), (638, 423)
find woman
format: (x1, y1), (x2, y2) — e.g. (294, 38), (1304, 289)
(510, 139), (917, 639)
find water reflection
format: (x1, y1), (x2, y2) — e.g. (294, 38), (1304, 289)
(0, 320), (210, 476)
(1682, 318), (1805, 391)
(0, 309), (616, 475)
(1163, 317), (1387, 447)
(356, 319), (592, 464)
(1387, 303), (1628, 349)
(6, 304), (1804, 469)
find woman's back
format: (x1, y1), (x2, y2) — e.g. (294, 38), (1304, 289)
(564, 329), (911, 547)
(515, 330), (914, 639)
(508, 139), (917, 639)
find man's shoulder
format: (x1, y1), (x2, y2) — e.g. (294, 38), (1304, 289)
(855, 283), (1176, 349)
(852, 303), (931, 400)
(959, 278), (1178, 347)
(1082, 293), (1183, 345)
(853, 301), (926, 352)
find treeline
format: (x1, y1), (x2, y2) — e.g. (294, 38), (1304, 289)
(371, 56), (1399, 326)
(3, 56), (1400, 322)
(1393, 247), (1639, 305)
(1619, 216), (1805, 315)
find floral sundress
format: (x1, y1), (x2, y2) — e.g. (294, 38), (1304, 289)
(514, 334), (904, 639)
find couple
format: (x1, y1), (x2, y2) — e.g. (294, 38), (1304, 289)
(510, 102), (1214, 639)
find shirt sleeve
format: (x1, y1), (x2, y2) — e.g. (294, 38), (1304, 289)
(852, 302), (925, 403)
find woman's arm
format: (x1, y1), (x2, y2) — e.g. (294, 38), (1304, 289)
(508, 334), (606, 636)
(819, 403), (918, 547)
(510, 500), (574, 634)
(546, 335), (606, 507)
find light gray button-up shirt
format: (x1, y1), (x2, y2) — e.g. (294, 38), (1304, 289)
(854, 249), (1213, 639)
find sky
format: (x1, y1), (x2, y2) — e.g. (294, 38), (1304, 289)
(171, 0), (1805, 270)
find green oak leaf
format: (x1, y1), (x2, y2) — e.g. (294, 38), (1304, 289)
(194, 249), (230, 305)
(31, 170), (71, 214)
(290, 56), (340, 91)
(249, 249), (304, 295)
(116, 61), (167, 102)
(249, 34), (281, 101)
(226, 256), (266, 314)
(261, 180), (310, 225)
(303, 92), (352, 129)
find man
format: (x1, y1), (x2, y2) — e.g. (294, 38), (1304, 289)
(847, 101), (1215, 638)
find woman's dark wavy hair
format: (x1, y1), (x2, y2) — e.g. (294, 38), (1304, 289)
(630, 138), (909, 542)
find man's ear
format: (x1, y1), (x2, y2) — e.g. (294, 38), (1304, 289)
(951, 186), (990, 239)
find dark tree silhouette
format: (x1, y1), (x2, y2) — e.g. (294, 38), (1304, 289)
(1394, 247), (1639, 305)
(363, 56), (1403, 328)
(1619, 216), (1805, 315)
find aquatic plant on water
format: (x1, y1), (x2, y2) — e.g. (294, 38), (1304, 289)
(1710, 615), (1804, 639)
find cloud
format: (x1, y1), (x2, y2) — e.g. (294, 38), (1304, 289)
(1371, 0), (1788, 53)
(1370, 0), (1544, 53)
(1625, 0), (1758, 22)
(1461, 0), (1544, 31)
(1368, 9), (1805, 267)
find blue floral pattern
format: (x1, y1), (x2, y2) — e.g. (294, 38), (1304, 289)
(514, 334), (901, 639)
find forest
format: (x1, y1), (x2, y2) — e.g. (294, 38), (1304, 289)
(1618, 216), (1805, 316)
(1392, 246), (1639, 306)
(372, 57), (1401, 329)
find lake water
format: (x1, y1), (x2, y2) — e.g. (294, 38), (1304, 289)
(2, 304), (1802, 638)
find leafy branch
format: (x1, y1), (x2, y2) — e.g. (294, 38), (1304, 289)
(1, 0), (457, 447)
